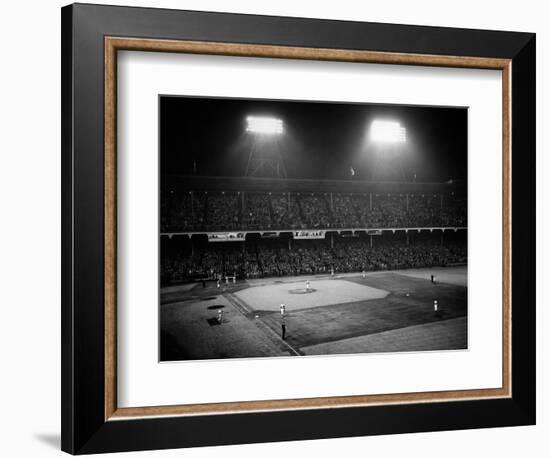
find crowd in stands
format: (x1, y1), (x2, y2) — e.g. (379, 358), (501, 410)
(243, 194), (271, 229)
(300, 194), (331, 228)
(161, 191), (206, 232)
(161, 190), (467, 232)
(333, 194), (362, 228)
(203, 193), (241, 231)
(269, 194), (302, 229)
(161, 235), (467, 284)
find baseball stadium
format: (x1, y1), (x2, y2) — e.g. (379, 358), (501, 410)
(159, 97), (468, 361)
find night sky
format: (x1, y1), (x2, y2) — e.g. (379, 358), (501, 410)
(160, 96), (467, 183)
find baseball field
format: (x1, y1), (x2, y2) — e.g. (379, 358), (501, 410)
(160, 266), (467, 361)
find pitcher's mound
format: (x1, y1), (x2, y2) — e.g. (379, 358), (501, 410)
(289, 288), (317, 294)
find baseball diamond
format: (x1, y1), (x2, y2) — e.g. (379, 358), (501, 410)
(160, 266), (467, 360)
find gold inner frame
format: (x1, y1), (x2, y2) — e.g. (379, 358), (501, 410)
(104, 36), (512, 421)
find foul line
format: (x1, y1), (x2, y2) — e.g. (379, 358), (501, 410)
(225, 293), (301, 357)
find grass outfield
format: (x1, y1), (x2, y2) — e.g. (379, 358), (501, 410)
(160, 266), (467, 361)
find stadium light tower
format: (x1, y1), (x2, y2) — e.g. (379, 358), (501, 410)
(244, 116), (287, 178)
(246, 116), (284, 135)
(369, 120), (407, 143)
(368, 119), (409, 181)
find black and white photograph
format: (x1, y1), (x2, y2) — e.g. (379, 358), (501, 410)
(160, 96), (468, 361)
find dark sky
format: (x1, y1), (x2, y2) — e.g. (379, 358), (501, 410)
(160, 96), (467, 183)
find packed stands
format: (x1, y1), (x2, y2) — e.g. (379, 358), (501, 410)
(161, 232), (467, 284)
(160, 177), (468, 285)
(161, 190), (467, 232)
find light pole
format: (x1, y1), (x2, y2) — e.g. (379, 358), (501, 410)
(244, 116), (287, 178)
(368, 119), (408, 181)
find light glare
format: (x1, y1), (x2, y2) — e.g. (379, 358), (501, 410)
(246, 116), (284, 134)
(370, 120), (406, 143)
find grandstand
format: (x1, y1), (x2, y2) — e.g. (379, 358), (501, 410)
(161, 175), (466, 233)
(160, 176), (466, 284)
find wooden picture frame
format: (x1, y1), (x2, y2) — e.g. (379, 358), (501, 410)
(62, 3), (535, 454)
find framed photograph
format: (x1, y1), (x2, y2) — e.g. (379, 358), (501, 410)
(61, 3), (535, 454)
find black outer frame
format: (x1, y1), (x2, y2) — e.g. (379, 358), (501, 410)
(61, 3), (535, 454)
